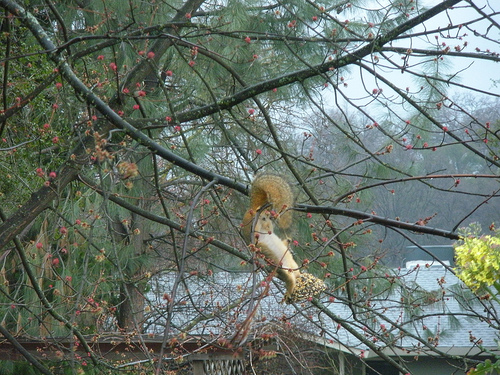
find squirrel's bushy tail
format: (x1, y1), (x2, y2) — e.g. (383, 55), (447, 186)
(249, 174), (294, 229)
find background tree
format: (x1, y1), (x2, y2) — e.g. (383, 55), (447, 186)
(0, 0), (499, 374)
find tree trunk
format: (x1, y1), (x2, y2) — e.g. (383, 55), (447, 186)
(118, 282), (145, 332)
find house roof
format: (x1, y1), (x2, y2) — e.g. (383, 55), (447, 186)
(145, 261), (500, 359)
(312, 262), (499, 358)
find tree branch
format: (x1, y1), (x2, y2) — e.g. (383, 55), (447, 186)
(0, 0), (462, 250)
(295, 204), (460, 240)
(0, 325), (54, 375)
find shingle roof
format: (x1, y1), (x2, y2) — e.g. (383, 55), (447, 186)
(145, 263), (499, 358)
(318, 263), (499, 357)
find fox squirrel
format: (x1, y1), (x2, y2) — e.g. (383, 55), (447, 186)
(241, 174), (326, 303)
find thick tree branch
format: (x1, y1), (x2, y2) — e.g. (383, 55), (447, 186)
(0, 0), (463, 250)
(0, 325), (54, 375)
(79, 172), (459, 243)
(171, 0), (462, 125)
(0, 162), (84, 250)
(0, 0), (214, 250)
(77, 174), (247, 260)
(295, 204), (460, 240)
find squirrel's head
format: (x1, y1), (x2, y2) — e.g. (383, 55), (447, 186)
(254, 210), (275, 233)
